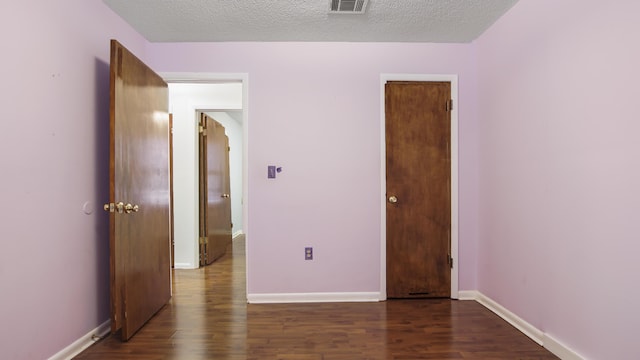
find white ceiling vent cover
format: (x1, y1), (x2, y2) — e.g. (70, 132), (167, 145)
(329, 0), (369, 14)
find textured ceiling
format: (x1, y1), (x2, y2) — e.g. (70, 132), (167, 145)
(103, 0), (519, 43)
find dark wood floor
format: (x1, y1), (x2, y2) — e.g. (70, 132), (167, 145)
(75, 238), (557, 359)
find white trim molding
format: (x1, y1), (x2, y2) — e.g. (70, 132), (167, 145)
(161, 72), (247, 83)
(379, 74), (459, 300)
(173, 262), (197, 269)
(247, 292), (381, 304)
(543, 334), (585, 360)
(48, 320), (110, 360)
(459, 291), (585, 360)
(474, 291), (544, 345)
(457, 290), (478, 301)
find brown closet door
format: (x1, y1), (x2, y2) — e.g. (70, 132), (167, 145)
(385, 81), (451, 298)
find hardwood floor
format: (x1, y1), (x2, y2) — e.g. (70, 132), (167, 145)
(75, 237), (558, 359)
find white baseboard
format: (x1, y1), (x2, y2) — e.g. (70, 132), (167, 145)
(474, 291), (544, 345)
(248, 292), (382, 304)
(49, 320), (110, 360)
(232, 230), (244, 239)
(458, 290), (584, 360)
(457, 290), (478, 300)
(174, 262), (196, 269)
(543, 333), (585, 360)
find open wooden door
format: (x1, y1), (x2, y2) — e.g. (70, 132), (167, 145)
(107, 40), (171, 340)
(199, 113), (232, 265)
(385, 81), (451, 298)
(170, 113), (175, 268)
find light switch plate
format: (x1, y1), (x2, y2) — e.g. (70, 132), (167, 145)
(268, 165), (276, 179)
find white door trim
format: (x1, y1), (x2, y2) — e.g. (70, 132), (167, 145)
(379, 74), (459, 300)
(160, 72), (250, 298)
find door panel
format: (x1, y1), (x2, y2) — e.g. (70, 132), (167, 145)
(109, 40), (171, 340)
(206, 117), (232, 263)
(199, 114), (207, 265)
(385, 81), (451, 298)
(199, 114), (232, 265)
(170, 114), (175, 268)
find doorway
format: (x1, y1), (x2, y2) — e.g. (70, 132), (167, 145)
(163, 74), (249, 299)
(380, 74), (459, 300)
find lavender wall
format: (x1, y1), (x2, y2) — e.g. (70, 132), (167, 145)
(5, 0), (634, 357)
(147, 42), (480, 295)
(476, 0), (640, 358)
(0, 1), (148, 358)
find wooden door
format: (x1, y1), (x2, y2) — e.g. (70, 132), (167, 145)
(108, 40), (171, 340)
(169, 114), (175, 268)
(199, 114), (232, 265)
(385, 81), (451, 298)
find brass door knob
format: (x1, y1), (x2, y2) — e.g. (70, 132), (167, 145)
(103, 202), (131, 213)
(388, 195), (398, 203)
(124, 203), (140, 214)
(221, 194), (230, 198)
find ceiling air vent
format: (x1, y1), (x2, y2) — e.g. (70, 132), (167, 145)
(329, 0), (369, 14)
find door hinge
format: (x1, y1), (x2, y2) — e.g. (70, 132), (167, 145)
(230, 222), (233, 228)
(199, 237), (207, 245)
(199, 125), (205, 134)
(446, 99), (454, 112)
(448, 255), (454, 269)
(228, 146), (231, 151)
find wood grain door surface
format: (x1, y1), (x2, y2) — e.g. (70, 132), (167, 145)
(169, 114), (174, 269)
(385, 81), (451, 298)
(109, 40), (171, 340)
(199, 114), (232, 265)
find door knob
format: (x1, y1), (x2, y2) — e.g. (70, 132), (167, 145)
(124, 203), (140, 214)
(388, 195), (398, 203)
(221, 194), (230, 198)
(103, 202), (135, 213)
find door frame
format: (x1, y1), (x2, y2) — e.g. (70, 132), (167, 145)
(161, 72), (249, 296)
(380, 74), (459, 300)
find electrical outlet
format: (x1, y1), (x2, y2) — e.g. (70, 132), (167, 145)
(305, 247), (313, 260)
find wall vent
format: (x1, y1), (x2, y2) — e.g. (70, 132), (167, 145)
(329, 0), (369, 14)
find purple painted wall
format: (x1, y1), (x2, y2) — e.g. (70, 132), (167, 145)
(0, 1), (147, 359)
(5, 0), (635, 357)
(147, 42), (480, 295)
(476, 0), (640, 358)
(9, 0), (632, 357)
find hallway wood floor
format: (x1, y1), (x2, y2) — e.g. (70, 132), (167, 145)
(75, 237), (557, 359)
